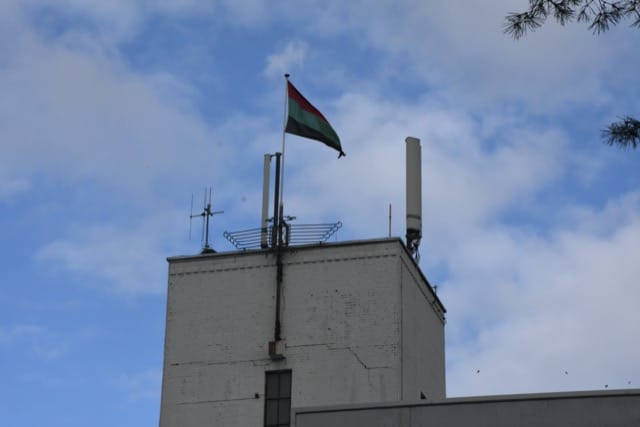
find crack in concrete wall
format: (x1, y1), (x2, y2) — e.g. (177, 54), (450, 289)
(286, 342), (394, 370)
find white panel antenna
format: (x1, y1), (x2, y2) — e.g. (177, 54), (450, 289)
(261, 154), (272, 248)
(405, 136), (422, 260)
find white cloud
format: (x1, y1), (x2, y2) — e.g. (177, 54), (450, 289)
(220, 0), (269, 26)
(443, 192), (640, 395)
(15, 0), (216, 45)
(277, 0), (637, 115)
(0, 4), (227, 199)
(0, 178), (31, 201)
(35, 213), (183, 296)
(20, 0), (144, 43)
(264, 40), (308, 78)
(281, 90), (567, 243)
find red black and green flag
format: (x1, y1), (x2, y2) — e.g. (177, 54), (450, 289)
(285, 81), (345, 158)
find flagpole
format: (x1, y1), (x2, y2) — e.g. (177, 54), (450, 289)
(271, 73), (290, 346)
(279, 73), (290, 244)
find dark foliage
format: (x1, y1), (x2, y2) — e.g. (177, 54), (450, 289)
(504, 1), (640, 149)
(504, 0), (640, 38)
(603, 116), (640, 148)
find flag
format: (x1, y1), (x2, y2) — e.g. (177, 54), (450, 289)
(285, 81), (345, 158)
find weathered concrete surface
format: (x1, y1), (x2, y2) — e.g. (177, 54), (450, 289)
(400, 256), (445, 400)
(159, 238), (445, 427)
(293, 390), (640, 427)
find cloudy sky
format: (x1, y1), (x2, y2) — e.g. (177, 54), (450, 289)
(2, 0), (640, 425)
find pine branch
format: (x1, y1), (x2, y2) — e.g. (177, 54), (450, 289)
(504, 0), (640, 38)
(602, 116), (640, 149)
(505, 2), (640, 151)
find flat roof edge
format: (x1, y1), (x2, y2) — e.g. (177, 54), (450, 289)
(167, 237), (406, 262)
(292, 389), (640, 415)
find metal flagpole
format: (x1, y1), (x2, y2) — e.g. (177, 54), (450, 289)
(271, 73), (290, 348)
(279, 73), (290, 245)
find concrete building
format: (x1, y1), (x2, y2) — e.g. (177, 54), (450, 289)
(159, 238), (446, 426)
(159, 135), (640, 425)
(158, 236), (640, 426)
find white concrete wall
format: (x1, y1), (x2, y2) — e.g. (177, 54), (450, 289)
(283, 243), (403, 406)
(400, 257), (446, 400)
(159, 238), (445, 427)
(159, 252), (276, 426)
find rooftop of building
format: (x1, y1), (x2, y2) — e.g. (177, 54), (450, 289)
(167, 236), (446, 314)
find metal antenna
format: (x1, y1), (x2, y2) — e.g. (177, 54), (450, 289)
(201, 189), (207, 244)
(405, 137), (422, 261)
(189, 187), (224, 254)
(189, 193), (194, 240)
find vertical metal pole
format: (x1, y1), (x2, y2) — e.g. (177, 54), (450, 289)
(273, 152), (283, 342)
(204, 189), (212, 251)
(261, 154), (271, 249)
(271, 74), (290, 348)
(272, 153), (281, 248)
(275, 249), (283, 342)
(279, 74), (290, 232)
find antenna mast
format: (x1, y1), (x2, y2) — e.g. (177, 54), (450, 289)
(190, 187), (224, 254)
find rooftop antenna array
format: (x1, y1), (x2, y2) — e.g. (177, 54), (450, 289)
(190, 187), (224, 254)
(224, 153), (342, 250)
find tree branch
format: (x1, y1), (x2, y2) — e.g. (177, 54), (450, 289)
(504, 0), (640, 38)
(602, 116), (640, 149)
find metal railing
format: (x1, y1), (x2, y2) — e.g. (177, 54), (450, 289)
(224, 222), (342, 250)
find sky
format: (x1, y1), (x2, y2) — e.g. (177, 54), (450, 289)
(2, 0), (640, 425)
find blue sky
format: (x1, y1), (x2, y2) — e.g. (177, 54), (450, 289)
(2, 1), (640, 425)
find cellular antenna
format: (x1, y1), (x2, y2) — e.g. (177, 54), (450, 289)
(405, 136), (422, 261)
(190, 187), (224, 254)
